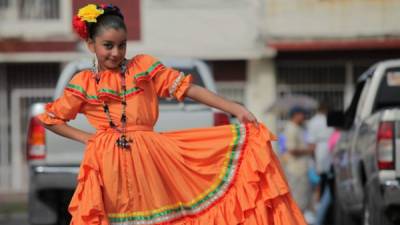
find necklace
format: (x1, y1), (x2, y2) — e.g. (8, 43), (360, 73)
(94, 59), (132, 149)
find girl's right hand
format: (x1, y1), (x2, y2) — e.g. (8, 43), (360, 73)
(43, 123), (95, 145)
(82, 133), (94, 144)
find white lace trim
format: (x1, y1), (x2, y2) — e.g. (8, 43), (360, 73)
(46, 111), (56, 118)
(167, 72), (186, 100)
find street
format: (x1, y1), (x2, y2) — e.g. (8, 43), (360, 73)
(0, 213), (28, 225)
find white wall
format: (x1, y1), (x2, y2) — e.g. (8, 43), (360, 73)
(129, 0), (272, 59)
(264, 0), (400, 39)
(246, 58), (277, 133)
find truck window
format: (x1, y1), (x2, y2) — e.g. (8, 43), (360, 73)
(343, 81), (365, 128)
(373, 67), (400, 112)
(355, 79), (371, 120)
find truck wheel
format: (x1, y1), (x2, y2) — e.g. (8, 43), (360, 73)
(333, 198), (358, 225)
(363, 190), (372, 225)
(333, 182), (358, 225)
(363, 185), (394, 225)
(57, 190), (73, 225)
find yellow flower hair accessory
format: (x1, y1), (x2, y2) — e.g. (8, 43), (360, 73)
(78, 4), (104, 23)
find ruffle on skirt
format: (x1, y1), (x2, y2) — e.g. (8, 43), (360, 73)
(68, 124), (306, 225)
(69, 137), (109, 225)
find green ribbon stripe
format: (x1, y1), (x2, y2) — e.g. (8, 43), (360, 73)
(134, 61), (162, 79)
(98, 87), (141, 97)
(67, 84), (98, 100)
(67, 84), (140, 99)
(109, 124), (243, 223)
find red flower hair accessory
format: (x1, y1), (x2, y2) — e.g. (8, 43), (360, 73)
(72, 15), (89, 40)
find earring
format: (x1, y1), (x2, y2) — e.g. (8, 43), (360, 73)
(92, 56), (99, 72)
(92, 57), (100, 83)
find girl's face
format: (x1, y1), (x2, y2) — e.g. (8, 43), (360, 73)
(88, 28), (127, 71)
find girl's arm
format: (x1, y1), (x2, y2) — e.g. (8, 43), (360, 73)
(42, 123), (93, 144)
(185, 84), (258, 125)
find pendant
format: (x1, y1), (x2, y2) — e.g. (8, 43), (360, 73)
(116, 134), (133, 149)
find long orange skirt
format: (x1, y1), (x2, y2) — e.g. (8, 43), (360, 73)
(68, 123), (306, 225)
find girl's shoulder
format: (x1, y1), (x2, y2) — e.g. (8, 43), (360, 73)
(64, 70), (99, 104)
(128, 54), (165, 82)
(129, 54), (159, 67)
(69, 69), (94, 85)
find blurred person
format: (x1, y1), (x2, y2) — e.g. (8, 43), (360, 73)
(328, 129), (341, 154)
(283, 107), (314, 214)
(35, 3), (307, 225)
(278, 132), (287, 155)
(307, 102), (334, 225)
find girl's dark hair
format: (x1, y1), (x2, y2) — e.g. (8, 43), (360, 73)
(88, 6), (126, 39)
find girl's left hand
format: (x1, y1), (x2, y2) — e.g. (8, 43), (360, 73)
(235, 107), (259, 127)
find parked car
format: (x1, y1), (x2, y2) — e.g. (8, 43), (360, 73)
(26, 58), (229, 225)
(328, 59), (400, 225)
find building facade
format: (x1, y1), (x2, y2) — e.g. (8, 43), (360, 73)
(254, 0), (400, 132)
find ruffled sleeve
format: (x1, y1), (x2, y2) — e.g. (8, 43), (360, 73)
(132, 54), (193, 101)
(36, 72), (89, 125)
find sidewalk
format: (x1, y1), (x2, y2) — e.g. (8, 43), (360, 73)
(0, 192), (28, 222)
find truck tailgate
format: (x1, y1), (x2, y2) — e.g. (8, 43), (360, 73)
(45, 114), (94, 165)
(156, 104), (214, 131)
(381, 109), (400, 178)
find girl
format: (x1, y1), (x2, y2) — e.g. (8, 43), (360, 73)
(38, 4), (306, 225)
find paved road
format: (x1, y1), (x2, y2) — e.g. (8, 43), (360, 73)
(0, 213), (28, 225)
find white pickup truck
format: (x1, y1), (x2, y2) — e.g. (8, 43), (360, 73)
(26, 58), (229, 225)
(328, 59), (400, 225)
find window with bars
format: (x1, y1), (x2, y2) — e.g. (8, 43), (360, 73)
(1, 0), (60, 19)
(0, 63), (60, 191)
(275, 60), (376, 119)
(0, 0), (69, 38)
(277, 61), (346, 112)
(216, 81), (246, 104)
(0, 0), (9, 9)
(19, 0), (60, 19)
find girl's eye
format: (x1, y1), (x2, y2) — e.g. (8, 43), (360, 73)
(119, 43), (126, 49)
(104, 43), (113, 49)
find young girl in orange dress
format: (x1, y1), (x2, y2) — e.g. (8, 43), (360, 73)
(37, 4), (307, 225)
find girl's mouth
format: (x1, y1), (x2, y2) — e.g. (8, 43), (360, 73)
(108, 59), (120, 64)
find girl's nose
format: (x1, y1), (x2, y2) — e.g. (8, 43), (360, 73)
(111, 47), (120, 56)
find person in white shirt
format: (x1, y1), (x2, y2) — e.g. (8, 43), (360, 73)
(307, 102), (334, 225)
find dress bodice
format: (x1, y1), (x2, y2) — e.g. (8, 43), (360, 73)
(37, 54), (192, 130)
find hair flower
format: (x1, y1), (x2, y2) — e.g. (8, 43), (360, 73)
(72, 15), (89, 40)
(77, 4), (104, 23)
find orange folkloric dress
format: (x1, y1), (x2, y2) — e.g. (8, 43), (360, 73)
(37, 54), (306, 225)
